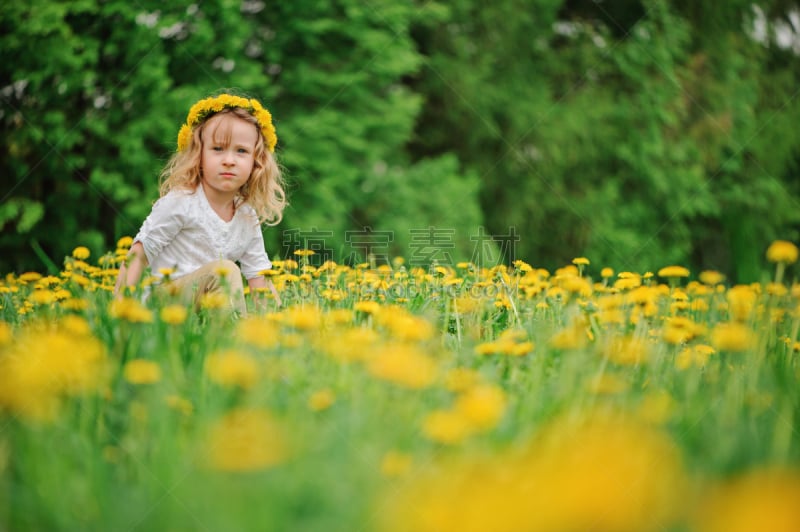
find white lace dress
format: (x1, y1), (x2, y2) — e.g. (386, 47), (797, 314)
(133, 185), (272, 281)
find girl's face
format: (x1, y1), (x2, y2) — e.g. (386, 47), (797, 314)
(200, 113), (259, 200)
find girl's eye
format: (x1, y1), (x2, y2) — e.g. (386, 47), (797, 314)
(238, 148), (249, 154)
(212, 146), (223, 151)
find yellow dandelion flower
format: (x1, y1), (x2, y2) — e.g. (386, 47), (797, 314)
(281, 333), (304, 348)
(727, 285), (757, 322)
(116, 236), (133, 249)
(694, 468), (800, 532)
(379, 414), (685, 532)
(110, 298), (153, 323)
(598, 308), (626, 325)
(604, 335), (649, 365)
(160, 304), (188, 325)
(614, 275), (642, 290)
(325, 309), (354, 325)
(18, 272), (43, 283)
(711, 322), (754, 352)
(791, 283), (800, 299)
(70, 274), (90, 288)
(375, 307), (435, 341)
(452, 295), (482, 315)
(71, 246), (91, 260)
(381, 451), (413, 478)
(601, 267), (614, 278)
(123, 359), (162, 385)
(199, 292), (227, 310)
(0, 321), (12, 346)
(509, 340), (534, 356)
(561, 275), (592, 296)
(213, 263), (231, 277)
(354, 300), (381, 314)
(675, 344), (715, 370)
(293, 249), (316, 257)
(60, 298), (89, 311)
(513, 260), (533, 272)
(367, 343), (437, 389)
(422, 409), (472, 445)
(280, 306), (322, 330)
(28, 290), (57, 306)
(671, 289), (689, 301)
(0, 321), (108, 422)
(658, 265), (690, 278)
(699, 270), (726, 286)
(205, 349), (259, 389)
(443, 367), (481, 392)
(766, 240), (799, 264)
(766, 282), (788, 297)
(308, 389), (336, 412)
(455, 385), (507, 432)
(586, 373), (629, 394)
(203, 408), (288, 472)
(549, 324), (588, 350)
(236, 316), (280, 349)
(572, 257), (590, 266)
(319, 327), (380, 363)
(53, 288), (71, 300)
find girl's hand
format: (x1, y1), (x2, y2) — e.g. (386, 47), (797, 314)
(114, 242), (147, 298)
(248, 276), (281, 312)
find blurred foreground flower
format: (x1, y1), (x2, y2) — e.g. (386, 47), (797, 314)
(367, 343), (437, 389)
(123, 359), (162, 385)
(160, 304), (188, 325)
(203, 408), (288, 472)
(381, 451), (413, 478)
(110, 297), (153, 323)
(205, 350), (259, 389)
(0, 318), (108, 422)
(379, 414), (685, 532)
(308, 389), (336, 411)
(694, 468), (800, 532)
(711, 322), (755, 352)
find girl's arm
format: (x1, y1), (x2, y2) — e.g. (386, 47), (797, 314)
(114, 242), (148, 298)
(247, 276), (282, 310)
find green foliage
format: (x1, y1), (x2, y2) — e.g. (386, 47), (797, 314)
(2, 0), (800, 281)
(408, 0), (800, 279)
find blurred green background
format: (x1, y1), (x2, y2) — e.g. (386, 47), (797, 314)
(2, 0), (800, 281)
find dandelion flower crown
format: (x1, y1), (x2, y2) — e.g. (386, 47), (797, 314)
(176, 93), (278, 153)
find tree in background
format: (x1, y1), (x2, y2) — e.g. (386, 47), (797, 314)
(1, 0), (486, 273)
(2, 0), (799, 280)
(408, 0), (800, 279)
(253, 1), (486, 264)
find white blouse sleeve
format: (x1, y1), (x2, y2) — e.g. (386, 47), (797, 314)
(133, 192), (189, 265)
(238, 212), (272, 279)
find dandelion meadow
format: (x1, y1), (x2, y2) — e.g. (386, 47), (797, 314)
(2, 239), (800, 531)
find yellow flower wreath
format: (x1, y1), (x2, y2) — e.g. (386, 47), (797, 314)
(176, 94), (278, 153)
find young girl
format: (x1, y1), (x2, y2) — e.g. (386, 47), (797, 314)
(115, 93), (286, 314)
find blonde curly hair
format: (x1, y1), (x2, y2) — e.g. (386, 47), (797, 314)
(159, 107), (287, 226)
